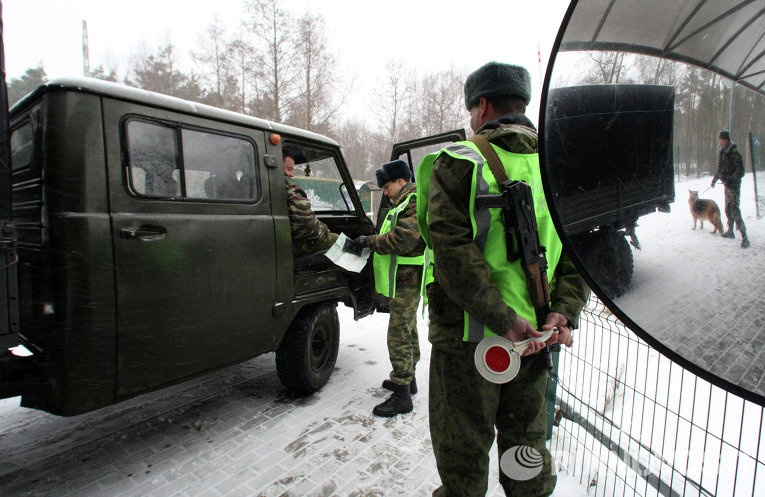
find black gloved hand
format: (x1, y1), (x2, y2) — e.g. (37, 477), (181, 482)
(343, 235), (369, 256)
(355, 235), (370, 248)
(343, 238), (362, 256)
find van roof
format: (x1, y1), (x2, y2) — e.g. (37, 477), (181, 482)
(12, 76), (341, 148)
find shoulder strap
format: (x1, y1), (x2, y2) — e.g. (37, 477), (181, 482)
(470, 134), (508, 183)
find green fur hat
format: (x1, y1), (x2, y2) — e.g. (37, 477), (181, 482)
(375, 159), (411, 188)
(464, 61), (531, 110)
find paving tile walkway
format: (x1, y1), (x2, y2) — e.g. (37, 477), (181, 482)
(0, 305), (583, 496)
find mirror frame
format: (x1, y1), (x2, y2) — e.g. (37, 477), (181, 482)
(538, 0), (765, 407)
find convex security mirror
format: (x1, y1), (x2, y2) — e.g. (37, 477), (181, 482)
(540, 0), (765, 405)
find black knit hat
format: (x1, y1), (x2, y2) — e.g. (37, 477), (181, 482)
(464, 61), (532, 110)
(375, 160), (411, 188)
(719, 130), (731, 140)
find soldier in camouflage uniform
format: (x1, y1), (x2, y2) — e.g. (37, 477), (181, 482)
(421, 62), (589, 496)
(712, 131), (750, 248)
(284, 154), (338, 255)
(346, 159), (426, 417)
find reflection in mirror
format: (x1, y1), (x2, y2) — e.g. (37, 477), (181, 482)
(544, 49), (765, 401)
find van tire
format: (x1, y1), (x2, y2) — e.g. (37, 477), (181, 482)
(575, 231), (633, 298)
(276, 303), (339, 394)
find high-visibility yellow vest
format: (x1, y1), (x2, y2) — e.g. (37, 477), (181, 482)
(416, 140), (562, 342)
(373, 192), (427, 298)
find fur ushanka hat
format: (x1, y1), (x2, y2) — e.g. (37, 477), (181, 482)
(375, 159), (412, 188)
(464, 61), (532, 110)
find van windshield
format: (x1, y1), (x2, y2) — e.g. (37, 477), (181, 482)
(286, 147), (352, 212)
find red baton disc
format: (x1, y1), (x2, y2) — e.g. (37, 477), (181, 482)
(474, 336), (522, 384)
(485, 345), (511, 373)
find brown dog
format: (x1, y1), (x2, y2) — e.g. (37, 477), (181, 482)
(689, 190), (724, 234)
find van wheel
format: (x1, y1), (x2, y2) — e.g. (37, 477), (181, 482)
(276, 303), (339, 394)
(575, 232), (633, 298)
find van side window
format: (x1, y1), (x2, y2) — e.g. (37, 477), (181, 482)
(125, 120), (180, 197)
(10, 121), (34, 171)
(124, 118), (259, 202)
(183, 128), (258, 201)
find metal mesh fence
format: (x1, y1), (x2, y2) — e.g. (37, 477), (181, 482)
(550, 294), (764, 497)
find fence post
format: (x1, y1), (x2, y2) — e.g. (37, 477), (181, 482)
(545, 348), (560, 440)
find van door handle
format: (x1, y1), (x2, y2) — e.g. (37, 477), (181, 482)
(120, 226), (167, 241)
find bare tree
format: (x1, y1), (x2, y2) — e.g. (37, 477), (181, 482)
(244, 0), (296, 122)
(336, 120), (392, 180)
(288, 11), (342, 135)
(373, 59), (415, 145)
(635, 56), (678, 85)
(583, 51), (630, 84)
(192, 15), (240, 111)
(418, 68), (466, 136)
(228, 33), (259, 115)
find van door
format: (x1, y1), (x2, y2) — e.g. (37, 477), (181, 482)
(102, 100), (278, 397)
(373, 129), (467, 312)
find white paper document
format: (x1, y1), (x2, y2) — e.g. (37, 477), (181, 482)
(325, 233), (371, 273)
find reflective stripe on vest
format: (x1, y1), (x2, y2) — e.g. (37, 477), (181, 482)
(419, 140), (562, 342)
(415, 157), (437, 314)
(373, 192), (425, 298)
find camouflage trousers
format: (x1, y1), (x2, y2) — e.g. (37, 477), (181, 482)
(387, 272), (422, 386)
(430, 344), (555, 497)
(724, 184), (746, 231)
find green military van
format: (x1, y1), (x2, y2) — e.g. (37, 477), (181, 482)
(0, 77), (376, 416)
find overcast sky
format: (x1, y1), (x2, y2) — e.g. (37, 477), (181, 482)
(3, 0), (571, 123)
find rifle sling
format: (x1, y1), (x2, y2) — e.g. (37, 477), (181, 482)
(470, 134), (509, 184)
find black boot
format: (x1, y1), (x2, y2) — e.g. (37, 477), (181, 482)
(722, 223), (735, 238)
(740, 228), (750, 248)
(382, 377), (417, 394)
(373, 383), (413, 417)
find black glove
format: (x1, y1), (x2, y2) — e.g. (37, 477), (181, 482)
(711, 178), (717, 188)
(343, 235), (369, 256)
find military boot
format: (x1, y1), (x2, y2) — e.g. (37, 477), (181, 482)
(740, 228), (750, 248)
(381, 377), (417, 394)
(722, 222), (735, 238)
(372, 383), (413, 417)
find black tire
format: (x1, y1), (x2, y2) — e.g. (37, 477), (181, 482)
(276, 303), (339, 394)
(574, 232), (634, 298)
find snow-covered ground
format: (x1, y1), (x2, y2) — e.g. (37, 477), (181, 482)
(612, 173), (764, 398)
(0, 304), (588, 496)
(549, 170), (765, 497)
(1, 296), (757, 497)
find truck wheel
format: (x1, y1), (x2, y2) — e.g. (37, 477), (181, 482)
(576, 232), (634, 298)
(276, 303), (339, 394)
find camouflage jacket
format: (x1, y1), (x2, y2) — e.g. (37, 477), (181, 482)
(286, 176), (334, 254)
(368, 182), (426, 283)
(427, 114), (590, 347)
(714, 143), (745, 186)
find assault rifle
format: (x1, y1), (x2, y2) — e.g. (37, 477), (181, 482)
(475, 179), (556, 371)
